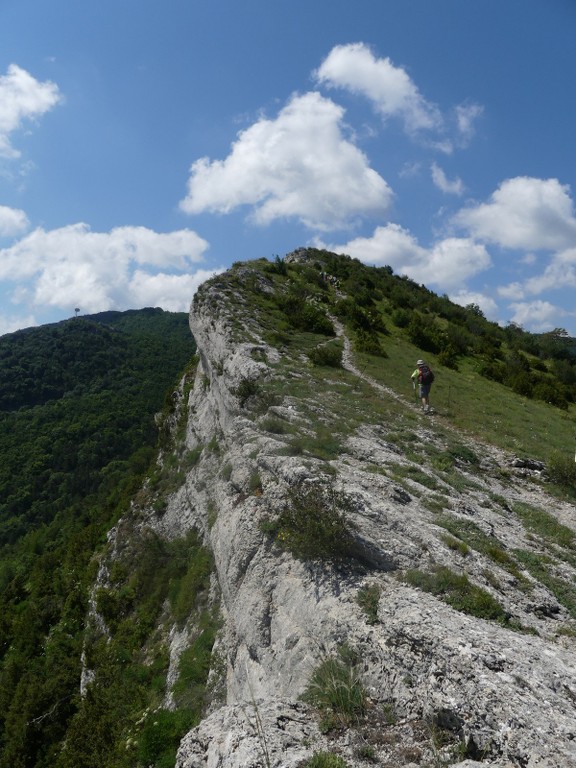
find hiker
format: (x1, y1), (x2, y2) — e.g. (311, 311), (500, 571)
(411, 359), (435, 414)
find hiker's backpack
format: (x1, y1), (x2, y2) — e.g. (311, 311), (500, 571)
(418, 364), (434, 385)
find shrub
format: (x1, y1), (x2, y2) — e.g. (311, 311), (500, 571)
(234, 378), (261, 407)
(505, 370), (533, 397)
(303, 646), (366, 729)
(261, 484), (357, 562)
(138, 709), (194, 768)
(354, 329), (387, 357)
(356, 584), (381, 624)
(309, 341), (343, 367)
(532, 382), (569, 409)
(300, 303), (334, 335)
(391, 308), (411, 328)
(477, 359), (505, 383)
(248, 471), (263, 495)
(406, 316), (441, 353)
(437, 344), (459, 370)
(173, 610), (221, 710)
(547, 451), (576, 489)
(278, 291), (334, 335)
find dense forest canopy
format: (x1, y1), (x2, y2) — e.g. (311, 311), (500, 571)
(0, 308), (195, 768)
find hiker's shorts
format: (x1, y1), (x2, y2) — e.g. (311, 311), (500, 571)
(419, 384), (431, 398)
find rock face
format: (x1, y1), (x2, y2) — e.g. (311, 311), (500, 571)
(152, 255), (576, 767)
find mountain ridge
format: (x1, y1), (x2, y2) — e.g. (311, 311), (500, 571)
(105, 249), (576, 767)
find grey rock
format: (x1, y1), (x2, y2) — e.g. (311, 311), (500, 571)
(141, 264), (576, 767)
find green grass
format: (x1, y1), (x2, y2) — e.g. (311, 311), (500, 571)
(441, 533), (470, 556)
(514, 549), (576, 618)
(303, 646), (367, 731)
(356, 584), (381, 624)
(403, 566), (509, 624)
(512, 501), (576, 550)
(355, 326), (576, 464)
(435, 515), (527, 583)
(388, 463), (441, 490)
(303, 754), (350, 768)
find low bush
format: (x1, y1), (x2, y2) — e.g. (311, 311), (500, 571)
(309, 341), (343, 368)
(391, 308), (411, 328)
(437, 344), (459, 370)
(234, 378), (261, 407)
(356, 584), (381, 624)
(406, 317), (441, 354)
(547, 451), (576, 490)
(354, 329), (388, 358)
(303, 645), (366, 730)
(261, 484), (357, 562)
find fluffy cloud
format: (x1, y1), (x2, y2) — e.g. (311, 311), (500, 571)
(0, 312), (38, 337)
(0, 224), (210, 314)
(453, 177), (576, 251)
(455, 103), (483, 144)
(0, 64), (62, 158)
(326, 223), (425, 267)
(129, 269), (221, 312)
(431, 163), (464, 196)
(497, 282), (525, 301)
(314, 43), (442, 133)
(427, 238), (491, 288)
(0, 205), (29, 236)
(522, 248), (576, 295)
(180, 91), (392, 231)
(325, 224), (491, 291)
(508, 300), (572, 332)
(449, 290), (499, 320)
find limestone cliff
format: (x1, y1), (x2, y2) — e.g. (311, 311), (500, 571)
(144, 251), (576, 767)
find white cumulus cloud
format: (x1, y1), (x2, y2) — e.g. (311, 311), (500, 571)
(497, 282), (525, 301)
(0, 64), (62, 158)
(0, 224), (210, 314)
(0, 205), (29, 236)
(129, 269), (222, 312)
(314, 42), (442, 133)
(180, 91), (392, 231)
(431, 163), (464, 196)
(522, 247), (576, 295)
(324, 224), (490, 291)
(449, 290), (499, 320)
(508, 300), (572, 332)
(455, 103), (483, 144)
(0, 312), (38, 337)
(453, 177), (576, 251)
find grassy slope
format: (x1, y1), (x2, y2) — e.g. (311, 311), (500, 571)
(360, 324), (576, 462)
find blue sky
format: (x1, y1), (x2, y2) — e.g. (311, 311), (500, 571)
(1, 0), (576, 335)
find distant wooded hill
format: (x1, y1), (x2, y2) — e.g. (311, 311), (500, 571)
(0, 308), (195, 768)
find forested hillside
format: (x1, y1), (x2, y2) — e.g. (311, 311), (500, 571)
(0, 308), (195, 768)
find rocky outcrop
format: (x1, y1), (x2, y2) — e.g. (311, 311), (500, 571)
(151, 256), (576, 767)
